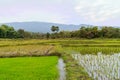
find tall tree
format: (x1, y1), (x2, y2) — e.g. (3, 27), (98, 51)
(17, 29), (25, 38)
(51, 26), (59, 33)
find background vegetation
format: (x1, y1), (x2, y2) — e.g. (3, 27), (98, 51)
(0, 24), (119, 39)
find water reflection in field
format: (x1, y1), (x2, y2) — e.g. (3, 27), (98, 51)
(72, 52), (120, 80)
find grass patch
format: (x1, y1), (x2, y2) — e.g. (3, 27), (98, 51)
(0, 56), (59, 80)
(63, 47), (120, 55)
(0, 39), (120, 47)
(62, 53), (93, 80)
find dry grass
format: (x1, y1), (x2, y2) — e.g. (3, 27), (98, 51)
(0, 45), (55, 57)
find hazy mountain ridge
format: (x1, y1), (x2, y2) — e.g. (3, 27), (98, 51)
(2, 22), (90, 33)
(1, 22), (119, 33)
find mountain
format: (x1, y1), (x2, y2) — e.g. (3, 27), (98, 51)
(1, 22), (90, 33)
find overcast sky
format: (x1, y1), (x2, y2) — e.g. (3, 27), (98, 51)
(0, 0), (120, 26)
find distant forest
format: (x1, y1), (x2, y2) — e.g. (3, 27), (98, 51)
(0, 24), (120, 39)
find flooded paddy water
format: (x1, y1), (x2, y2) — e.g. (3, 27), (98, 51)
(72, 52), (120, 80)
(58, 58), (66, 80)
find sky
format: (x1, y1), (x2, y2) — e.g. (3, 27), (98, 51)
(0, 0), (120, 26)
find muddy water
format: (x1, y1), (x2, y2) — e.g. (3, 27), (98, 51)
(58, 58), (66, 80)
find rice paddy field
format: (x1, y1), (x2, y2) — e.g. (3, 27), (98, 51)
(72, 53), (120, 80)
(0, 56), (59, 80)
(0, 39), (120, 80)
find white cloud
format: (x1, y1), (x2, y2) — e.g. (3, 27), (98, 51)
(75, 0), (120, 22)
(0, 0), (120, 25)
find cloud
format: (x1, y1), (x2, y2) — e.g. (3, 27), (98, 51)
(0, 0), (120, 25)
(75, 0), (120, 22)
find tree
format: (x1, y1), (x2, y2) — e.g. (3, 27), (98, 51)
(17, 29), (25, 38)
(0, 25), (17, 38)
(6, 27), (16, 38)
(46, 32), (50, 39)
(0, 27), (5, 38)
(51, 26), (59, 33)
(79, 26), (87, 38)
(56, 26), (59, 32)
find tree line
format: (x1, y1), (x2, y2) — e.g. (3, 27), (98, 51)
(0, 24), (45, 39)
(0, 24), (119, 39)
(50, 26), (120, 39)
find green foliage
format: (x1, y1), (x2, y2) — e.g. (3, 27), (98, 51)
(46, 32), (50, 39)
(0, 56), (59, 80)
(0, 25), (16, 38)
(51, 26), (59, 33)
(0, 24), (119, 39)
(0, 24), (47, 39)
(52, 26), (120, 39)
(17, 29), (25, 38)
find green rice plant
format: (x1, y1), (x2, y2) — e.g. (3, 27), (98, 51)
(0, 56), (59, 80)
(63, 47), (120, 55)
(72, 53), (120, 80)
